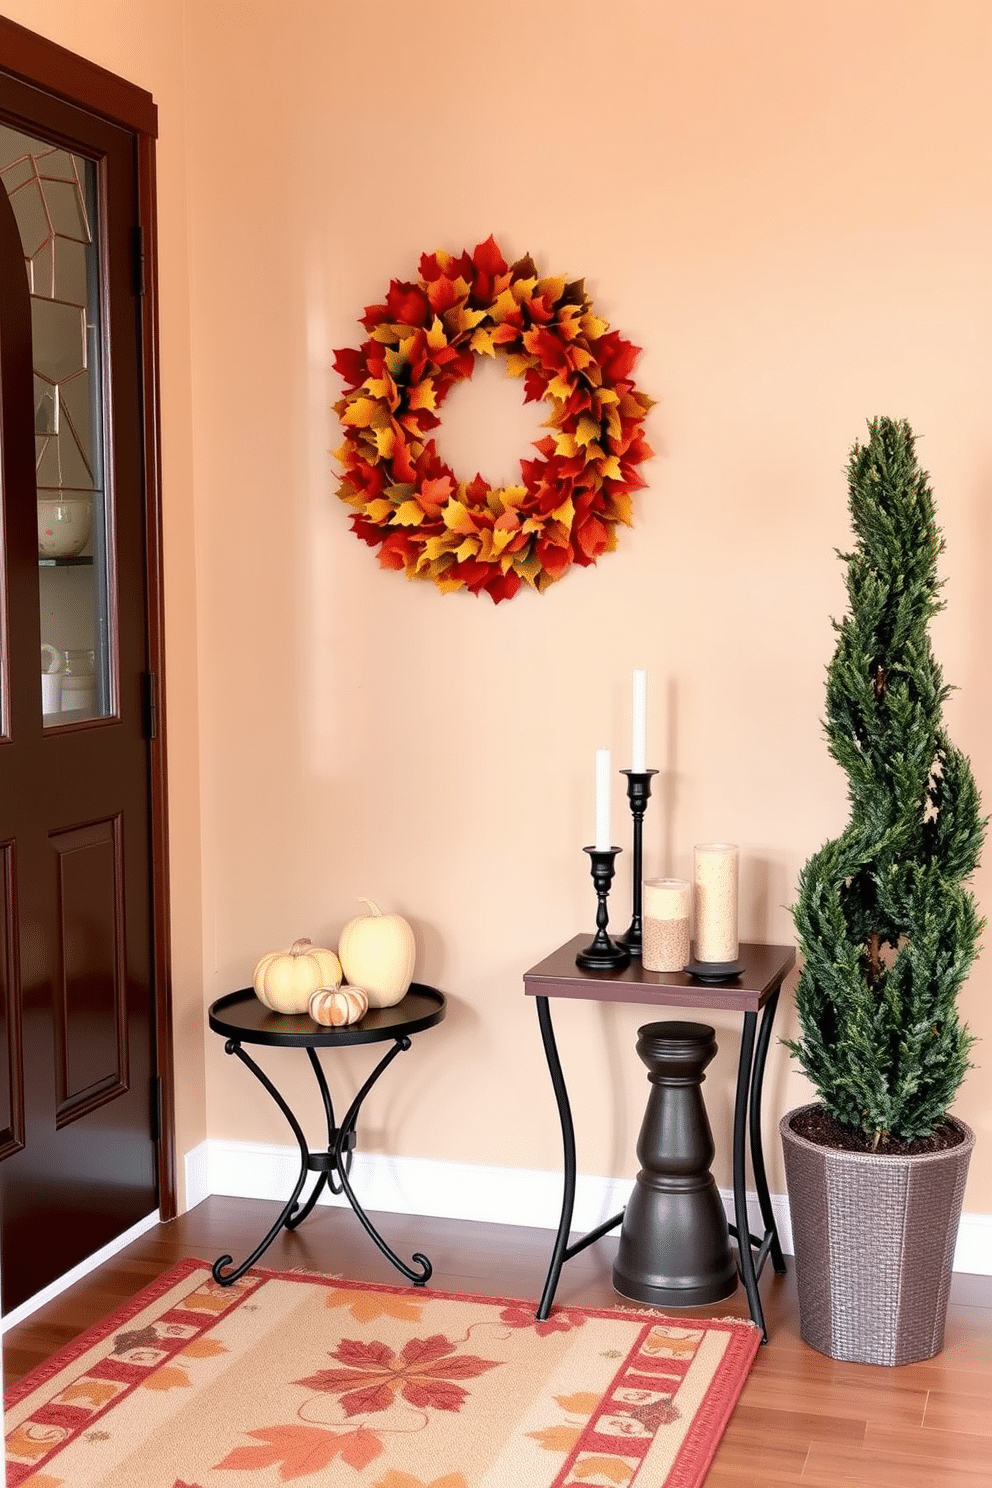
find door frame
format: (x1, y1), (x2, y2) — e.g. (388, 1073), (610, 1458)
(0, 14), (176, 1219)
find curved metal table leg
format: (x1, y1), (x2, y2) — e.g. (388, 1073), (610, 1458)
(285, 1048), (354, 1231)
(333, 1036), (432, 1285)
(536, 995), (578, 1320)
(213, 1034), (431, 1288)
(212, 1039), (315, 1285)
(749, 987), (786, 1273)
(730, 1011), (768, 1339)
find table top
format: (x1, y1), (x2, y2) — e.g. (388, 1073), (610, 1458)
(524, 938), (795, 1014)
(208, 984), (446, 1048)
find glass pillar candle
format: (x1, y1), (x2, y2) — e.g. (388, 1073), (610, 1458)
(642, 878), (692, 972)
(693, 843), (739, 963)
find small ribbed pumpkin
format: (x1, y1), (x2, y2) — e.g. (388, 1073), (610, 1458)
(308, 986), (369, 1027)
(253, 938), (342, 1014)
(337, 899), (415, 1008)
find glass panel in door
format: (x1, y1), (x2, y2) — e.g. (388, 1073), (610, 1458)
(0, 125), (113, 725)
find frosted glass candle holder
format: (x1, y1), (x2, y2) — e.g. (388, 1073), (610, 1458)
(642, 877), (692, 972)
(693, 843), (739, 963)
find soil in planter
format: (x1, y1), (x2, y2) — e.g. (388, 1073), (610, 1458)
(791, 1106), (966, 1156)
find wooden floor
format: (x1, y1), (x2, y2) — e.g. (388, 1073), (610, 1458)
(4, 1197), (991, 1486)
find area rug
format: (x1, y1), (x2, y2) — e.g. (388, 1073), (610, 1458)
(5, 1258), (760, 1487)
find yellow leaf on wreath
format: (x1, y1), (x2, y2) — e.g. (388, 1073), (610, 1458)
(444, 304), (486, 335)
(364, 498), (394, 524)
(341, 397), (379, 429)
(489, 288), (519, 323)
(374, 424), (397, 460)
(364, 374), (395, 402)
(528, 1424), (582, 1453)
(385, 347), (408, 378)
(393, 500), (426, 526)
(432, 570), (466, 593)
(470, 327), (497, 357)
(423, 533), (461, 562)
(370, 323), (401, 344)
(442, 499), (478, 536)
(574, 417), (601, 448)
(455, 536), (480, 562)
(536, 275), (566, 303)
(408, 379), (437, 412)
(580, 312), (609, 341)
(602, 489), (633, 525)
(503, 353), (533, 379)
(551, 496), (575, 528)
(142, 1365), (191, 1391)
(426, 317), (450, 352)
(546, 373), (572, 403)
(554, 432), (579, 458)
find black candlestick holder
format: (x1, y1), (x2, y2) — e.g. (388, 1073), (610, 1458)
(619, 769), (658, 956)
(576, 846), (630, 971)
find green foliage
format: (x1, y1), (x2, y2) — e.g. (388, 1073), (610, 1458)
(787, 418), (986, 1145)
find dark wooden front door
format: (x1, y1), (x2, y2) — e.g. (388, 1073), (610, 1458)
(0, 66), (162, 1313)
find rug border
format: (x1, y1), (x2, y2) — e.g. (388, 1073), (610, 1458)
(5, 1255), (761, 1416)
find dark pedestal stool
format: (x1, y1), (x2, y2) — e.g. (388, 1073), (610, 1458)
(613, 1020), (738, 1307)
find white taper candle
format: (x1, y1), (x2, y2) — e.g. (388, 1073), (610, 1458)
(631, 669), (647, 772)
(594, 749), (611, 851)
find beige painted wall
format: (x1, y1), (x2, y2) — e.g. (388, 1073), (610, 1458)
(8, 1), (992, 1212)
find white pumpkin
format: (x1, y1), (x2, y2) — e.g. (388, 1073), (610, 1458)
(253, 938), (342, 1014)
(308, 986), (369, 1027)
(337, 898), (415, 1008)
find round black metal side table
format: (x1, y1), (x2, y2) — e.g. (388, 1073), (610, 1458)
(207, 984), (445, 1288)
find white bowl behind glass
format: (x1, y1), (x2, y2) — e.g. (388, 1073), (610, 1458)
(37, 495), (93, 558)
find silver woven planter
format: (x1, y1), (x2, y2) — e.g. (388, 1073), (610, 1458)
(780, 1103), (974, 1366)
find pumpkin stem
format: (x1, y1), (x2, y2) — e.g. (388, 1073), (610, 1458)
(290, 938), (313, 955)
(358, 898), (382, 917)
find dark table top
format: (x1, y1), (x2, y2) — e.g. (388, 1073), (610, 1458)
(208, 983), (446, 1048)
(524, 938), (796, 1014)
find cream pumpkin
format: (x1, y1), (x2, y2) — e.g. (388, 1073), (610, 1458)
(308, 986), (369, 1027)
(337, 899), (415, 1008)
(253, 938), (342, 1014)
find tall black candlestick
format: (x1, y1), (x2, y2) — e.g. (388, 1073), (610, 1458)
(619, 769), (658, 955)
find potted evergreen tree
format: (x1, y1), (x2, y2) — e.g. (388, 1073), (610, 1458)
(781, 416), (985, 1366)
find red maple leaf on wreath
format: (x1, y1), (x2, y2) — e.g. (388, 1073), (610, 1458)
(296, 1333), (501, 1416)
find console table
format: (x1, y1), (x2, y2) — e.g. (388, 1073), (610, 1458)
(207, 984), (445, 1287)
(524, 939), (796, 1340)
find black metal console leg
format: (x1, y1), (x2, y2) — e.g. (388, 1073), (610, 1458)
(730, 1011), (767, 1340)
(749, 987), (786, 1273)
(535, 995), (578, 1321)
(334, 1037), (432, 1286)
(212, 1040), (314, 1285)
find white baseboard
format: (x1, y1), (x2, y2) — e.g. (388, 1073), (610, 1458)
(1, 1210), (162, 1332)
(185, 1140), (991, 1276)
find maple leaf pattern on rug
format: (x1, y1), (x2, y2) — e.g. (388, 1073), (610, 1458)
(4, 1260), (759, 1487)
(296, 1332), (501, 1416)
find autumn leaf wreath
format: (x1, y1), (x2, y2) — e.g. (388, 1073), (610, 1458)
(332, 236), (654, 603)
